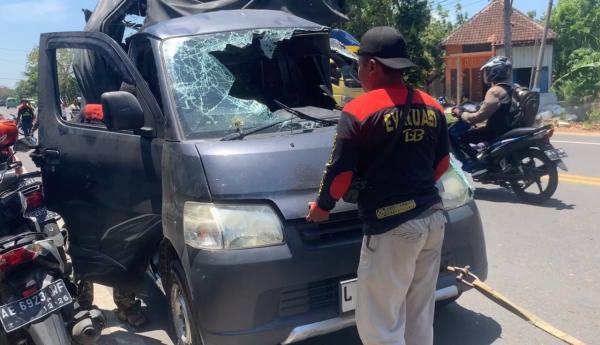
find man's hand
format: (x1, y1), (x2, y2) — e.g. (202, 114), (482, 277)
(451, 107), (463, 118)
(306, 202), (330, 223)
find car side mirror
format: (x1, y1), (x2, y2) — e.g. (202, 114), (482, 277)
(101, 91), (144, 131)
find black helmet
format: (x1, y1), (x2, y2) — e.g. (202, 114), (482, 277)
(480, 56), (512, 83)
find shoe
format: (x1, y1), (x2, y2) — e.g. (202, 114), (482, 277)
(116, 307), (148, 328)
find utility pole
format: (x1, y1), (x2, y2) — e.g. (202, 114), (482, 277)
(529, 38), (540, 88)
(503, 0), (513, 60)
(532, 0), (554, 91)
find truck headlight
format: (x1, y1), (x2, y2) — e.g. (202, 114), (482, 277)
(183, 202), (284, 250)
(436, 157), (474, 210)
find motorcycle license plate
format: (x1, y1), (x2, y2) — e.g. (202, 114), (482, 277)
(544, 148), (568, 161)
(0, 280), (72, 333)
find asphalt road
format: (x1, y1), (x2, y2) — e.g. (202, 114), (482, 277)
(2, 106), (598, 344)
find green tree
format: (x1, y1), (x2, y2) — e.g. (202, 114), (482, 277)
(455, 2), (469, 25)
(0, 86), (15, 102)
(396, 0), (432, 86)
(423, 4), (456, 84)
(337, 0), (436, 87)
(527, 10), (537, 19)
(340, 0), (397, 38)
(14, 46), (79, 102)
(553, 48), (600, 104)
(15, 47), (39, 100)
(56, 49), (79, 103)
(551, 0), (600, 102)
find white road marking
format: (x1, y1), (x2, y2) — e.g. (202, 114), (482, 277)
(554, 131), (600, 138)
(552, 140), (600, 146)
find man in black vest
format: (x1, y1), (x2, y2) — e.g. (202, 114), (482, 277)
(307, 27), (450, 345)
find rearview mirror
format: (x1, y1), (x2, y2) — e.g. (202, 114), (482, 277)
(101, 91), (144, 131)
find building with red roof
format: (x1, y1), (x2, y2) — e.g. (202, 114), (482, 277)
(442, 0), (556, 102)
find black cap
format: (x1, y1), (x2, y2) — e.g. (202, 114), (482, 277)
(358, 26), (416, 70)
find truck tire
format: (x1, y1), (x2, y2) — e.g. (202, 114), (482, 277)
(166, 260), (203, 345)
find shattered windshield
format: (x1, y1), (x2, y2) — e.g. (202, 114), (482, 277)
(162, 28), (332, 139)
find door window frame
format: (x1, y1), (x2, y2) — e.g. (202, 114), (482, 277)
(40, 31), (165, 138)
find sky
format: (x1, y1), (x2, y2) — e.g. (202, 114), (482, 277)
(0, 0), (550, 88)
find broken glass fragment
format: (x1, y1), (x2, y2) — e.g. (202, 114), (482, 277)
(259, 29), (295, 58)
(162, 27), (325, 137)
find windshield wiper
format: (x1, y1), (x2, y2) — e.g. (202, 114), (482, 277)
(221, 119), (290, 141)
(273, 100), (338, 125)
(221, 102), (338, 141)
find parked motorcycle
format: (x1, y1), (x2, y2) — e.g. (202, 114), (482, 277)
(0, 132), (106, 344)
(449, 103), (568, 204)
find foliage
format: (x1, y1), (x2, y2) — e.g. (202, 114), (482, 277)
(395, 0), (432, 86)
(586, 109), (600, 124)
(423, 4), (456, 83)
(14, 47), (39, 100)
(56, 49), (79, 103)
(337, 0), (462, 88)
(14, 46), (79, 102)
(553, 48), (600, 104)
(339, 0), (398, 37)
(551, 0), (600, 102)
(0, 87), (15, 102)
(455, 2), (468, 25)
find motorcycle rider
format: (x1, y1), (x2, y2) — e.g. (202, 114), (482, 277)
(451, 56), (518, 172)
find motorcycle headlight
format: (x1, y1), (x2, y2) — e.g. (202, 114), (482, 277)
(437, 157), (474, 210)
(183, 202), (284, 250)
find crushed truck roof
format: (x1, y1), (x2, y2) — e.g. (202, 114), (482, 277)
(142, 10), (326, 39)
(85, 0), (346, 37)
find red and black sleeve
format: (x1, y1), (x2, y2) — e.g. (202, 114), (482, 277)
(433, 110), (450, 181)
(316, 112), (361, 212)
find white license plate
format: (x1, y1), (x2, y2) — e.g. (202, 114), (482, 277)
(339, 279), (357, 313)
(339, 279), (461, 314)
(545, 148), (568, 161)
(0, 280), (72, 333)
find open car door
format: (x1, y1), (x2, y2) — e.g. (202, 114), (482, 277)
(36, 31), (164, 290)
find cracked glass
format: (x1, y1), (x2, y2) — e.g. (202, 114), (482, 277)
(162, 28), (323, 138)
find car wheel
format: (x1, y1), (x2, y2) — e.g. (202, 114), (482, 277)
(166, 260), (203, 345)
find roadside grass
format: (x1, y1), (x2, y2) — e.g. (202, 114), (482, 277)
(582, 110), (600, 130)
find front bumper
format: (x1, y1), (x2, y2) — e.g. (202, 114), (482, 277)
(281, 285), (460, 344)
(184, 201), (487, 345)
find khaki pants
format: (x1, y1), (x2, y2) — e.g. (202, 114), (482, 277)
(356, 208), (446, 345)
